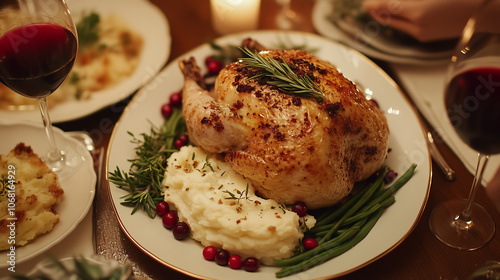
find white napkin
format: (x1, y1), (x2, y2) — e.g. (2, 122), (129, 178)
(389, 63), (499, 185)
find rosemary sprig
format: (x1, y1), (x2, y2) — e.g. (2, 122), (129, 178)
(108, 107), (187, 219)
(239, 47), (325, 102)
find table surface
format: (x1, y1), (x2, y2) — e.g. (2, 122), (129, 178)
(52, 1), (500, 279)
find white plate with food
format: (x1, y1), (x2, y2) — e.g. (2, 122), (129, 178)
(107, 30), (431, 279)
(0, 120), (95, 268)
(312, 0), (454, 65)
(0, 0), (170, 123)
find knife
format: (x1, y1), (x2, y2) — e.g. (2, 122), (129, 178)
(426, 130), (456, 181)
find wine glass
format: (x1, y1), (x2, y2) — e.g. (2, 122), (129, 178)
(0, 0), (78, 172)
(428, 0), (499, 251)
(275, 0), (297, 30)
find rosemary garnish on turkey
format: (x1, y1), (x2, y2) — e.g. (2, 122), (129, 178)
(239, 47), (325, 102)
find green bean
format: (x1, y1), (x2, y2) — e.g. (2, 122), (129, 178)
(360, 163), (417, 213)
(274, 220), (363, 267)
(318, 167), (387, 244)
(276, 209), (384, 278)
(314, 166), (388, 227)
(314, 196), (395, 237)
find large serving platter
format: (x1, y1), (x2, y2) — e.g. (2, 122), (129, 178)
(107, 30), (431, 279)
(0, 0), (170, 123)
(0, 120), (95, 267)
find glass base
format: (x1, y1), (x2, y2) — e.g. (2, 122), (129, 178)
(45, 149), (66, 172)
(43, 147), (84, 180)
(429, 198), (495, 251)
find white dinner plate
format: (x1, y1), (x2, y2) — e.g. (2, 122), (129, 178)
(0, 0), (171, 123)
(312, 0), (453, 65)
(0, 120), (96, 268)
(107, 30), (432, 279)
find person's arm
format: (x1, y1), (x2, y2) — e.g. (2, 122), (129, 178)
(362, 0), (483, 42)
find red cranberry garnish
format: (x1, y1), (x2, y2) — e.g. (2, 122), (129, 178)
(169, 92), (182, 107)
(162, 211), (178, 229)
(291, 201), (308, 217)
(203, 246), (217, 261)
(156, 201), (169, 216)
(228, 254), (242, 269)
(303, 237), (318, 250)
(161, 103), (173, 119)
(172, 222), (190, 240)
(243, 257), (259, 272)
(215, 249), (230, 266)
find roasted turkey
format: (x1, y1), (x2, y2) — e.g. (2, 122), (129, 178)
(178, 41), (389, 209)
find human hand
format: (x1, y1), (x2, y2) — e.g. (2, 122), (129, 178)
(486, 166), (500, 213)
(362, 0), (482, 42)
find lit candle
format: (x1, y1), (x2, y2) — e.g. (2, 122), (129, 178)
(210, 0), (261, 35)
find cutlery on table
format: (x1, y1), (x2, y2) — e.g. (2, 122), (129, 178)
(68, 131), (150, 279)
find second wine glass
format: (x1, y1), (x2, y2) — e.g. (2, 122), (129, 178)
(428, 0), (500, 251)
(0, 0), (78, 173)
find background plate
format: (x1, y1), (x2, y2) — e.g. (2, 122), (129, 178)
(0, 120), (96, 267)
(312, 0), (452, 65)
(0, 0), (171, 123)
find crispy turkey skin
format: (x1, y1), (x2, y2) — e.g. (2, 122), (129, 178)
(179, 47), (389, 209)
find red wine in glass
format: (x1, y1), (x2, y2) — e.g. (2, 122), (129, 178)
(429, 0), (499, 251)
(0, 2), (78, 173)
(445, 67), (500, 155)
(0, 23), (77, 97)
(430, 65), (499, 250)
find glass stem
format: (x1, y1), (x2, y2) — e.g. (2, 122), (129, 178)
(276, 0), (293, 29)
(459, 153), (490, 221)
(37, 97), (63, 170)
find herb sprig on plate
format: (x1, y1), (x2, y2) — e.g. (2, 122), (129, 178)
(108, 108), (187, 218)
(76, 12), (101, 51)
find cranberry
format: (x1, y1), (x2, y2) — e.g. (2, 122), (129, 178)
(205, 56), (223, 75)
(161, 103), (173, 119)
(243, 257), (259, 272)
(178, 135), (188, 144)
(228, 254), (242, 269)
(214, 249), (230, 266)
(174, 139), (183, 150)
(291, 201), (308, 217)
(174, 135), (189, 149)
(205, 55), (214, 65)
(156, 201), (169, 216)
(172, 222), (190, 240)
(162, 211), (178, 229)
(384, 169), (398, 184)
(303, 238), (318, 250)
(169, 92), (182, 107)
(203, 246), (217, 261)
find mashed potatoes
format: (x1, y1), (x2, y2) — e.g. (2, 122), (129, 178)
(162, 146), (315, 265)
(0, 143), (64, 250)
